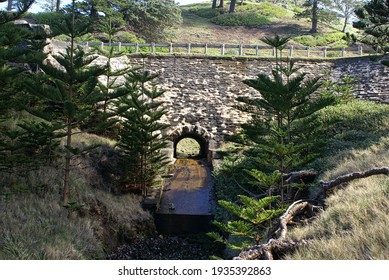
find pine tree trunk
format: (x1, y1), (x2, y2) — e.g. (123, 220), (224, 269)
(7, 0), (12, 11)
(229, 0), (237, 14)
(218, 0), (224, 8)
(212, 0), (217, 9)
(310, 0), (318, 33)
(56, 0), (61, 11)
(63, 118), (72, 205)
(342, 16), (348, 33)
(63, 5), (75, 205)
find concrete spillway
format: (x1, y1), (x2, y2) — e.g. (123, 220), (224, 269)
(155, 159), (215, 234)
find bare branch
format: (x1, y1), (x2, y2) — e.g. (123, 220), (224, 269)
(319, 167), (389, 191)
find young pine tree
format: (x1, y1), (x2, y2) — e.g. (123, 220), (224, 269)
(0, 0), (54, 188)
(235, 35), (335, 202)
(208, 195), (285, 251)
(81, 47), (130, 137)
(116, 69), (169, 198)
(24, 1), (109, 205)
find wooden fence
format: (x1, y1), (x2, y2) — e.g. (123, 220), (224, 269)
(80, 42), (373, 58)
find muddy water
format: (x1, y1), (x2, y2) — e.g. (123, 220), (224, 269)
(158, 159), (214, 215)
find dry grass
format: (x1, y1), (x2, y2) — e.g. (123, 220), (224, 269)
(0, 133), (153, 260)
(285, 138), (389, 259)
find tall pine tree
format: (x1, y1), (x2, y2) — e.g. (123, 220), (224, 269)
(0, 0), (52, 184)
(24, 0), (108, 205)
(116, 69), (169, 198)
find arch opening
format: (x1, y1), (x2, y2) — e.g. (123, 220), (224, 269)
(173, 133), (208, 159)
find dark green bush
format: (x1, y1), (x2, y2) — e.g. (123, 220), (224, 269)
(113, 32), (145, 44)
(191, 7), (226, 18)
(29, 12), (66, 27)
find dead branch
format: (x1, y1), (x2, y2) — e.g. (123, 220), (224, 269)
(234, 238), (311, 260)
(284, 170), (318, 184)
(278, 200), (321, 239)
(234, 167), (389, 260)
(235, 199), (320, 260)
(319, 167), (389, 192)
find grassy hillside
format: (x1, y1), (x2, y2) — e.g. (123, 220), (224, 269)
(284, 101), (389, 259)
(0, 133), (155, 259)
(174, 2), (355, 48)
(213, 100), (389, 259)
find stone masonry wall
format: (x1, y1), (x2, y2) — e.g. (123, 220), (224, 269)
(123, 55), (388, 146)
(49, 41), (389, 147)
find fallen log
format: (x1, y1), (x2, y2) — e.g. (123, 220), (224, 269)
(319, 167), (389, 190)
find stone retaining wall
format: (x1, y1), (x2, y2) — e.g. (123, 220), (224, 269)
(123, 55), (388, 146)
(49, 40), (389, 148)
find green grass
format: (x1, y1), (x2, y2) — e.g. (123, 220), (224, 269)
(176, 138), (201, 157)
(189, 2), (287, 20)
(293, 32), (347, 47)
(238, 2), (287, 18)
(210, 12), (272, 26)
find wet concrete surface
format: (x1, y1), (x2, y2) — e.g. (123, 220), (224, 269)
(157, 159), (214, 215)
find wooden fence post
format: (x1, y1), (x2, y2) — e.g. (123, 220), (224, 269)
(358, 45), (363, 56)
(83, 41), (361, 59)
(289, 46), (293, 57)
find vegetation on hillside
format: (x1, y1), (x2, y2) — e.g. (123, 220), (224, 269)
(207, 8), (389, 257)
(212, 99), (389, 259)
(1, 0), (388, 260)
(0, 0), (167, 259)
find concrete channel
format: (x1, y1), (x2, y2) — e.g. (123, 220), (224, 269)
(154, 159), (215, 234)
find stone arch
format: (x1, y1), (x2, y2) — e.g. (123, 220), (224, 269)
(168, 125), (214, 160)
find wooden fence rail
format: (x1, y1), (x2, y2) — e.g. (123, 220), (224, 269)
(80, 42), (370, 58)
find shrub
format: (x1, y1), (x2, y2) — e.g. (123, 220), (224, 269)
(211, 12), (272, 26)
(293, 32), (347, 47)
(112, 32), (144, 44)
(191, 7), (226, 18)
(29, 12), (66, 27)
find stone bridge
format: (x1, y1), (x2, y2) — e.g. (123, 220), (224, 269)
(123, 55), (388, 161)
(49, 41), (389, 161)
